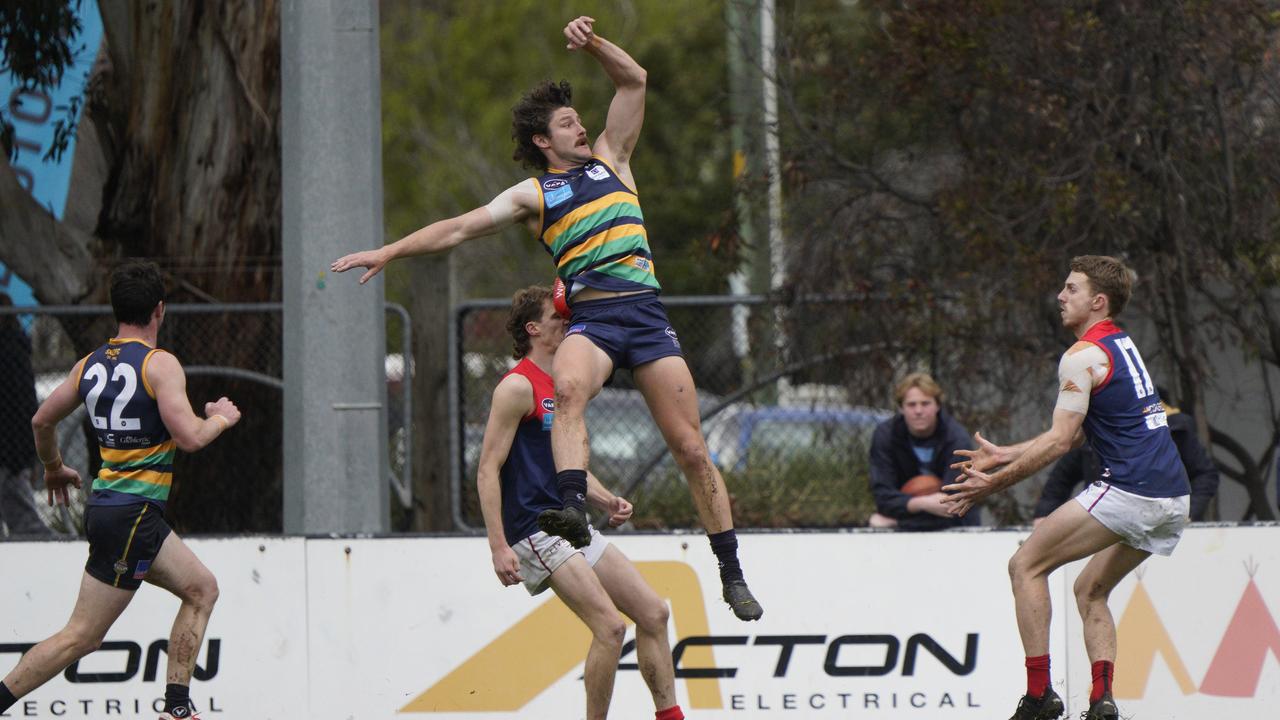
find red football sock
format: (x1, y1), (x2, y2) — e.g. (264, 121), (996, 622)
(1090, 660), (1114, 703)
(1026, 654), (1051, 697)
(656, 705), (685, 720)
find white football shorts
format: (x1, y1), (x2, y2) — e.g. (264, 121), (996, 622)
(1075, 481), (1189, 556)
(512, 525), (610, 595)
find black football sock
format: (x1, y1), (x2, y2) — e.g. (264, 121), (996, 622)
(164, 683), (193, 716)
(555, 469), (588, 512)
(708, 529), (744, 584)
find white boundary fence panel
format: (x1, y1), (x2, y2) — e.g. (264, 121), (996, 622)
(2, 527), (1276, 719)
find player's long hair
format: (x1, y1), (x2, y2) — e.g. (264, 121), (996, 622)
(511, 80), (573, 171)
(506, 285), (552, 359)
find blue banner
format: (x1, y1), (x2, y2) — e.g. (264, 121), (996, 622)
(0, 0), (104, 306)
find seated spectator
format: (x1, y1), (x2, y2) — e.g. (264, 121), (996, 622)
(1033, 390), (1220, 525)
(868, 372), (980, 530)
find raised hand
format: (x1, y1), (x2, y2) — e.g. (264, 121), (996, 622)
(940, 464), (999, 517)
(951, 430), (1005, 474)
(563, 15), (596, 50)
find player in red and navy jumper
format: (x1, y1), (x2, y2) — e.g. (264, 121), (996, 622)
(476, 286), (684, 720)
(944, 256), (1189, 720)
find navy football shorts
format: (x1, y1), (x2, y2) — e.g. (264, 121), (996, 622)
(565, 292), (685, 370)
(84, 502), (172, 590)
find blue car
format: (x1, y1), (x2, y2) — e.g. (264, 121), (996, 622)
(705, 404), (892, 472)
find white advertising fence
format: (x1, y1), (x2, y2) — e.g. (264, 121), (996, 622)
(2, 527), (1276, 719)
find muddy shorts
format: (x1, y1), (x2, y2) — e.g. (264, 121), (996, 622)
(511, 525), (609, 596)
(1075, 481), (1189, 556)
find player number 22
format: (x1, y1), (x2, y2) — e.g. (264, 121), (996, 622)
(82, 362), (142, 431)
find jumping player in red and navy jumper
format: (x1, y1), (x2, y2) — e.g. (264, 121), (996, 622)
(333, 15), (761, 620)
(476, 286), (683, 720)
(942, 256), (1190, 720)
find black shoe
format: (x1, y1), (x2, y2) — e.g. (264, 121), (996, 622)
(1009, 687), (1064, 720)
(537, 506), (591, 548)
(1079, 692), (1118, 720)
(722, 580), (763, 621)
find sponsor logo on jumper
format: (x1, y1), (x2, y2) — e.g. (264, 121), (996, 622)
(545, 186), (573, 208)
(586, 164), (610, 181)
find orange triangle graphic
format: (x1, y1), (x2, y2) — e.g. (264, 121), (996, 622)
(1114, 579), (1197, 698)
(1200, 580), (1280, 697)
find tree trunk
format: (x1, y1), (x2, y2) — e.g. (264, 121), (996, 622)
(1, 1), (285, 533)
(410, 256), (455, 531)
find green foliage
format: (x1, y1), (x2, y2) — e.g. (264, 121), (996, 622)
(379, 0), (735, 305)
(629, 451), (878, 529)
(775, 0), (1280, 436)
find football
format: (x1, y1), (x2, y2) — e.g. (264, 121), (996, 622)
(901, 474), (942, 496)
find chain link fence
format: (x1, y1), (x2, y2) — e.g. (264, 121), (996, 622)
(451, 294), (907, 532)
(0, 302), (410, 538)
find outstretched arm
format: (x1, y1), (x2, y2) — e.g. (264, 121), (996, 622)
(565, 17), (647, 177)
(943, 341), (1103, 515)
(331, 179), (539, 284)
(943, 409), (1086, 516)
(950, 431), (1037, 474)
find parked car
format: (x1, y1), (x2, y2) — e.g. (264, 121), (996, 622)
(463, 386), (891, 494)
(462, 388), (717, 486)
(704, 403), (891, 473)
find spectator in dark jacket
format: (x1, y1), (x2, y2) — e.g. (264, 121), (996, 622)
(1033, 397), (1220, 524)
(0, 292), (53, 537)
(868, 372), (980, 530)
